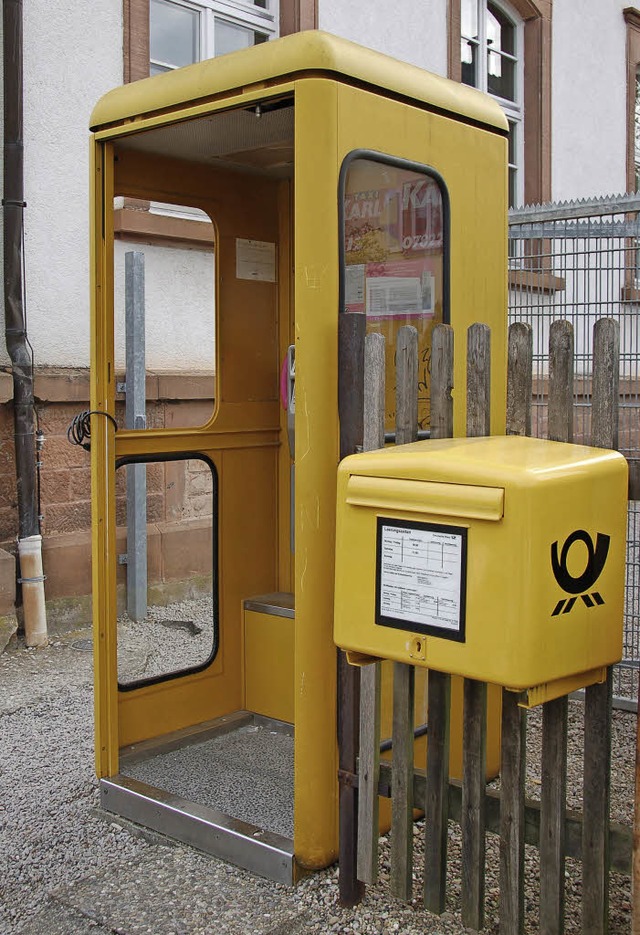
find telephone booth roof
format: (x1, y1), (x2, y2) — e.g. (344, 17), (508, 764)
(90, 29), (508, 135)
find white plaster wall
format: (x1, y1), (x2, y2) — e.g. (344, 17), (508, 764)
(22, 0), (123, 368)
(18, 0), (634, 373)
(552, 0), (628, 201)
(113, 242), (215, 372)
(318, 0), (448, 77)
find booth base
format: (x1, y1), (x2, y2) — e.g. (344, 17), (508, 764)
(101, 711), (296, 885)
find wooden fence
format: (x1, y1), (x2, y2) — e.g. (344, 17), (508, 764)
(337, 318), (633, 935)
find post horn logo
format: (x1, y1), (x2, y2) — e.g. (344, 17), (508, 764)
(550, 529), (610, 616)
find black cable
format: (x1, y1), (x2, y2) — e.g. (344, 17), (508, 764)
(67, 410), (118, 451)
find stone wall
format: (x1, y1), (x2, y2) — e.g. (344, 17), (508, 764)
(0, 369), (216, 633)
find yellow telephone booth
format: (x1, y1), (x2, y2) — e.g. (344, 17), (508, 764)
(89, 30), (508, 883)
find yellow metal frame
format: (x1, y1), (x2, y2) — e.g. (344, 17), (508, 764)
(90, 31), (509, 871)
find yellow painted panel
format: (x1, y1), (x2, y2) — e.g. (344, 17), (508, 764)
(91, 141), (119, 778)
(292, 78), (340, 870)
(115, 442), (279, 749)
(277, 180), (294, 594)
(244, 609), (295, 723)
(335, 82), (508, 437)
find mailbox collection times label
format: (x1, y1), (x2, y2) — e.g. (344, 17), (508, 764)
(375, 518), (467, 642)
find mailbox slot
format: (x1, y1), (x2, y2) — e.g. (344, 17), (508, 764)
(346, 475), (504, 521)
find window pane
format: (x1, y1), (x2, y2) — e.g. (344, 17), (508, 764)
(461, 0), (478, 39)
(113, 199), (216, 430)
(215, 19), (267, 56)
(117, 457), (217, 688)
(508, 122), (518, 207)
(508, 166), (517, 209)
(150, 62), (172, 76)
(342, 158), (447, 432)
(487, 50), (515, 101)
(461, 38), (477, 87)
(508, 121), (516, 166)
(487, 2), (515, 56)
(150, 0), (200, 69)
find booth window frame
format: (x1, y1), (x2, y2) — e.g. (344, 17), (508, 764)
(123, 0), (315, 83)
(115, 451), (220, 693)
(448, 0), (552, 209)
(460, 0), (524, 208)
(149, 0), (278, 75)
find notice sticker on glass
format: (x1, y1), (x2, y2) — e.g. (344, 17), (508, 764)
(375, 518), (467, 641)
(363, 259), (436, 321)
(236, 239), (276, 282)
(367, 275), (422, 318)
(345, 264), (365, 312)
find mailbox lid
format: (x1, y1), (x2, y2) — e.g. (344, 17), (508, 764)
(337, 435), (626, 490)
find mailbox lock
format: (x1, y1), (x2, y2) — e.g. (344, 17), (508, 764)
(409, 637), (426, 661)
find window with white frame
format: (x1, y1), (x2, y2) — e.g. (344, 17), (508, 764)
(461, 0), (523, 207)
(150, 0), (279, 74)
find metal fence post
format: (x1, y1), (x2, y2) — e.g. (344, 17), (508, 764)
(125, 251), (147, 622)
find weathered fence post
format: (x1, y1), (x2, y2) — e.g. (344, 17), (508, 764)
(395, 325), (418, 446)
(337, 311), (366, 907)
(548, 320), (574, 445)
(390, 326), (419, 903)
(583, 318), (619, 935)
(390, 660), (416, 902)
(499, 320), (543, 935)
(462, 323), (491, 931)
(356, 332), (386, 886)
(506, 322), (533, 436)
(430, 324), (454, 442)
(500, 690), (527, 935)
(424, 323), (454, 915)
(539, 319), (574, 935)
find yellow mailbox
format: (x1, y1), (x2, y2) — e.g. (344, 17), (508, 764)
(334, 435), (628, 705)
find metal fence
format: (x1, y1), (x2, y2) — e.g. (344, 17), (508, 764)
(508, 193), (640, 708)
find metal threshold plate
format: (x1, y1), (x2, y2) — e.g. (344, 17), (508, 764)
(100, 774), (295, 885)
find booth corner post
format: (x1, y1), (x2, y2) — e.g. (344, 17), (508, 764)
(3, 0), (47, 647)
(337, 310), (366, 907)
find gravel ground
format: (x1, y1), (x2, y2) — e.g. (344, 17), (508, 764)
(123, 724), (295, 838)
(117, 596), (215, 684)
(0, 621), (636, 934)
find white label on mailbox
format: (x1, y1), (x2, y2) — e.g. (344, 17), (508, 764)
(376, 520), (467, 640)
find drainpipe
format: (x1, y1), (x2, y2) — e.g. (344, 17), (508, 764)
(3, 0), (47, 646)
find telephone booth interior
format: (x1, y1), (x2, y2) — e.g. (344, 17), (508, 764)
(89, 31), (508, 883)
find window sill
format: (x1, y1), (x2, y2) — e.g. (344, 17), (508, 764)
(508, 269), (565, 294)
(7, 368), (216, 404)
(114, 207), (215, 251)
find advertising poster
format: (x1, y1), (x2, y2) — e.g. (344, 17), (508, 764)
(343, 163), (445, 431)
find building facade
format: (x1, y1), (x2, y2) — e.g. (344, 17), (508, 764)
(0, 0), (637, 642)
